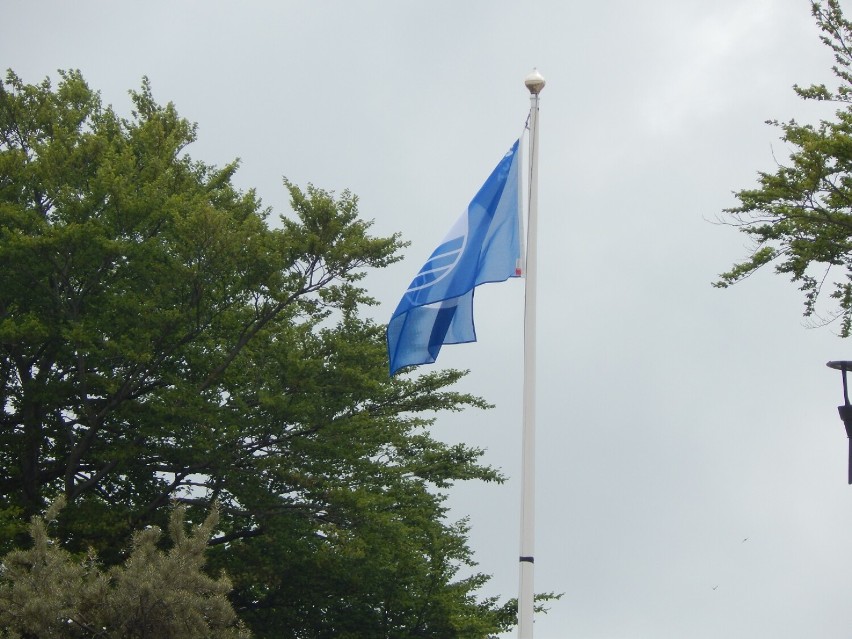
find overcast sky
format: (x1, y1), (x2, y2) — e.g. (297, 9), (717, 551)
(5, 1), (852, 637)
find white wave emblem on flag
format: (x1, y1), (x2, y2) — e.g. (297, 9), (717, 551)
(404, 214), (468, 294)
(405, 236), (465, 294)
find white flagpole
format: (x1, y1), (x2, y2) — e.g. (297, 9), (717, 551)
(519, 68), (545, 639)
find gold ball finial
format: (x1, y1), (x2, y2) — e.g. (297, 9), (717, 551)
(524, 69), (546, 95)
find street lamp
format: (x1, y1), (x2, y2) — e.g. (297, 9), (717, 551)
(826, 360), (852, 484)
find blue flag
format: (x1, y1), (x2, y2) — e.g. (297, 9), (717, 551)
(387, 139), (523, 375)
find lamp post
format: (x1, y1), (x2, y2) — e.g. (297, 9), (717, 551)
(826, 361), (852, 484)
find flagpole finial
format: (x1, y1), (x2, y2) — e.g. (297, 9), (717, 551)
(524, 68), (546, 95)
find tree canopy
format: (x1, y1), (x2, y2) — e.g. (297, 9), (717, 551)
(0, 69), (518, 637)
(0, 499), (249, 639)
(717, 0), (852, 336)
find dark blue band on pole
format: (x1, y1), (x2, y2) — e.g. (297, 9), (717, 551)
(519, 556), (535, 563)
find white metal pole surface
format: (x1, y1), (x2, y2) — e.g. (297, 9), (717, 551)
(518, 68), (545, 639)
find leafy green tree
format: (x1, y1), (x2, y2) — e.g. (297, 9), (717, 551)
(717, 0), (852, 335)
(0, 498), (249, 639)
(0, 69), (517, 637)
